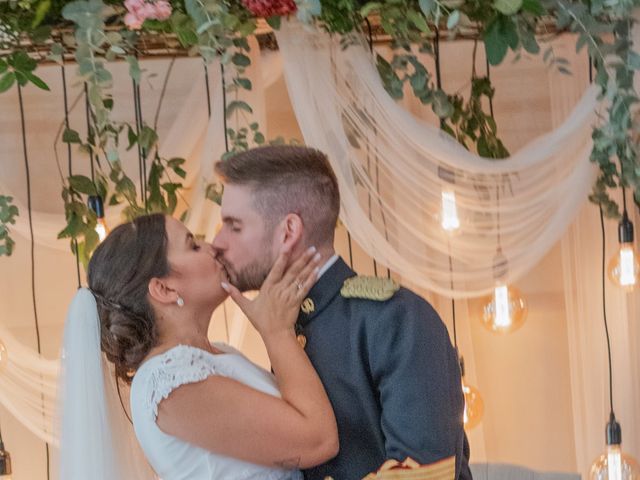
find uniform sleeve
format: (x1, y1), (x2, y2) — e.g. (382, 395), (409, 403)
(366, 291), (465, 466)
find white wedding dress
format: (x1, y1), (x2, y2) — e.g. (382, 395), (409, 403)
(130, 343), (303, 480)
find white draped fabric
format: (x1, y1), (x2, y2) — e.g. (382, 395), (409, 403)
(0, 20), (639, 480)
(276, 20), (598, 298)
(0, 37), (265, 446)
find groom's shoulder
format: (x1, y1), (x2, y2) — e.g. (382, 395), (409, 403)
(338, 275), (436, 317)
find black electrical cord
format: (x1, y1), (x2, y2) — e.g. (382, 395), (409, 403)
(218, 61), (231, 342)
(132, 79), (148, 211)
(221, 63), (230, 153)
(61, 64), (82, 288)
(83, 83), (96, 183)
(598, 205), (615, 418)
(204, 64), (212, 118)
(17, 82), (51, 480)
(485, 56), (494, 118)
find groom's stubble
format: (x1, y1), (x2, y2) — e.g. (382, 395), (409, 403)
(218, 231), (277, 292)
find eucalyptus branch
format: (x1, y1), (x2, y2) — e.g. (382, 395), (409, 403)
(0, 195), (18, 257)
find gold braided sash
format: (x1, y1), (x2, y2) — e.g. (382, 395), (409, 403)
(360, 456), (456, 480)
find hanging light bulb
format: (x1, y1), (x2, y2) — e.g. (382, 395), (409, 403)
(0, 340), (6, 373)
(590, 414), (640, 480)
(437, 166), (461, 233)
(88, 195), (109, 242)
(459, 357), (484, 430)
(607, 211), (639, 292)
(482, 284), (527, 333)
(440, 189), (461, 232)
(0, 427), (11, 480)
(481, 249), (527, 333)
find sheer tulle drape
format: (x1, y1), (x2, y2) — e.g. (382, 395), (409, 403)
(276, 20), (598, 298)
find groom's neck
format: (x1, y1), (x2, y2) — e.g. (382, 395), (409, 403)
(317, 246), (335, 265)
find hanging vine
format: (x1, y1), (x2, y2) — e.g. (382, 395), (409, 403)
(0, 0), (639, 259)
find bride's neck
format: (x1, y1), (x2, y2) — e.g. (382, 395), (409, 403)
(155, 311), (213, 352)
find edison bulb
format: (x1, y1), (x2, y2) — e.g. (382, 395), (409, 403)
(0, 340), (7, 372)
(590, 444), (640, 480)
(607, 244), (639, 292)
(95, 217), (109, 242)
(461, 380), (484, 430)
(440, 190), (460, 232)
(481, 284), (527, 334)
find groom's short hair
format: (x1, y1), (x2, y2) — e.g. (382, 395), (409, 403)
(214, 145), (340, 247)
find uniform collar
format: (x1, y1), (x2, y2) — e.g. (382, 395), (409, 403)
(316, 254), (339, 280)
(297, 256), (355, 327)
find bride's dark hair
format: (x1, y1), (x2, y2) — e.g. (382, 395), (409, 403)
(87, 213), (170, 384)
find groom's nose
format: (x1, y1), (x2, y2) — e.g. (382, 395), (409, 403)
(211, 231), (226, 252)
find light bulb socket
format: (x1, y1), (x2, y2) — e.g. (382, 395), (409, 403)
(493, 247), (508, 280)
(88, 195), (105, 219)
(606, 413), (622, 446)
(618, 211), (634, 244)
(437, 165), (455, 184)
(0, 440), (11, 476)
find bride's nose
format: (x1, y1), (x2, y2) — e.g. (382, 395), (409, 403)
(207, 243), (220, 258)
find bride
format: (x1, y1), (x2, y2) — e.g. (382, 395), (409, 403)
(58, 213), (338, 479)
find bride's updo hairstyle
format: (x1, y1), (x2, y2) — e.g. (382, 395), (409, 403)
(87, 213), (170, 383)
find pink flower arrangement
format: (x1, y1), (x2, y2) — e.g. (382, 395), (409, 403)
(241, 0), (297, 18)
(124, 0), (172, 30)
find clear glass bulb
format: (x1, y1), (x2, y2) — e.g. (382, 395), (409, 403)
(95, 217), (109, 242)
(481, 284), (527, 334)
(461, 379), (484, 430)
(440, 190), (460, 232)
(590, 444), (640, 480)
(607, 243), (640, 292)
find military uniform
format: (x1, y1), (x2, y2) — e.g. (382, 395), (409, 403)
(296, 257), (472, 480)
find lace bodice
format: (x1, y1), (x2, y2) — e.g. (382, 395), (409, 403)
(130, 343), (302, 480)
(144, 345), (226, 421)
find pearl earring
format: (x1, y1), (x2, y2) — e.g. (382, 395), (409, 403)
(176, 296), (185, 307)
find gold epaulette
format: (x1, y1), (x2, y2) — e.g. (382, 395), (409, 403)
(340, 276), (400, 301)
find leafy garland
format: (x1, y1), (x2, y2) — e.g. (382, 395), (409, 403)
(0, 0), (638, 261)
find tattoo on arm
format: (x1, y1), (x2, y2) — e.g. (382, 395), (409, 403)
(275, 457), (301, 469)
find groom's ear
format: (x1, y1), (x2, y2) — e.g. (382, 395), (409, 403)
(279, 213), (304, 252)
(148, 277), (179, 305)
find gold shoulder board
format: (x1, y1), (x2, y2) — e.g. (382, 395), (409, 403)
(340, 276), (399, 301)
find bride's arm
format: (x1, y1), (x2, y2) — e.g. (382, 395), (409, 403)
(156, 247), (338, 469)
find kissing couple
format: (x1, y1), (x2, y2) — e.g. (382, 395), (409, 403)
(59, 146), (472, 480)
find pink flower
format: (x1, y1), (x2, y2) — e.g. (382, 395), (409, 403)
(124, 0), (145, 12)
(124, 0), (172, 29)
(124, 11), (144, 29)
(141, 2), (157, 18)
(153, 0), (172, 20)
(242, 0), (296, 17)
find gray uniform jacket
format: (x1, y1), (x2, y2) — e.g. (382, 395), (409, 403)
(297, 257), (472, 480)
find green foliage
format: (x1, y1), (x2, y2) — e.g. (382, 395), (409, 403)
(0, 196), (19, 257)
(1, 0), (640, 266)
(444, 75), (509, 159)
(0, 51), (49, 92)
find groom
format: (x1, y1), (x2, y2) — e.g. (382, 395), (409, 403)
(212, 145), (472, 480)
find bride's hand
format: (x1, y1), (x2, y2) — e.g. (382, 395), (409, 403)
(222, 246), (321, 338)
